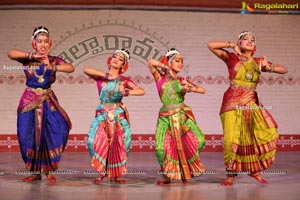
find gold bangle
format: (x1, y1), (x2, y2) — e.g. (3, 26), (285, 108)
(159, 63), (169, 71)
(271, 64), (275, 73)
(227, 41), (236, 49)
(159, 62), (166, 69)
(28, 52), (34, 60)
(231, 42), (236, 48)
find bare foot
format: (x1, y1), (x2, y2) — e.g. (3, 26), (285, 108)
(23, 174), (42, 182)
(156, 178), (171, 185)
(110, 178), (126, 184)
(221, 177), (234, 186)
(46, 173), (56, 184)
(248, 173), (268, 184)
(94, 175), (104, 184)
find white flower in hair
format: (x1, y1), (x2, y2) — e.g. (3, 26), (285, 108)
(115, 49), (130, 61)
(165, 49), (180, 58)
(238, 31), (255, 40)
(32, 28), (49, 39)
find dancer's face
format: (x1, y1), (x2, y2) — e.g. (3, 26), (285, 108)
(170, 54), (184, 73)
(238, 34), (255, 51)
(110, 52), (126, 69)
(34, 34), (51, 55)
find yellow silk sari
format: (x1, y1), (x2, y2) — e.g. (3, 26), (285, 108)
(221, 57), (278, 174)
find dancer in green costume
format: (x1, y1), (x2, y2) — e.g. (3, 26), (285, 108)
(148, 48), (206, 185)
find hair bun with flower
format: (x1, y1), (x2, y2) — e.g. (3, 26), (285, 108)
(165, 48), (180, 59)
(115, 48), (130, 61)
(160, 48), (181, 66)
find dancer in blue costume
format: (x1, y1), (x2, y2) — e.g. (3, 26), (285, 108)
(7, 26), (74, 183)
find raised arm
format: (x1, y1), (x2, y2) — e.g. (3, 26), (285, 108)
(7, 49), (30, 61)
(207, 41), (237, 61)
(269, 63), (288, 74)
(125, 86), (145, 96)
(119, 79), (145, 97)
(83, 67), (106, 80)
(148, 58), (168, 82)
(56, 63), (74, 73)
(261, 56), (288, 74)
(188, 82), (206, 94)
(181, 78), (206, 94)
(83, 67), (119, 80)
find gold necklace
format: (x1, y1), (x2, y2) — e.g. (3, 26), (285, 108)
(239, 57), (256, 81)
(33, 64), (47, 83)
(238, 54), (251, 62)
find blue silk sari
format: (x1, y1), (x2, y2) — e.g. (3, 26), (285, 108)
(17, 56), (71, 173)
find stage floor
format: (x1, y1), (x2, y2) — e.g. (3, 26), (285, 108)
(0, 152), (299, 200)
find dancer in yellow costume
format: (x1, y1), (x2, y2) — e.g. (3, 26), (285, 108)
(208, 31), (288, 186)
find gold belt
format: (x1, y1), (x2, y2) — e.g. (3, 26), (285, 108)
(230, 82), (256, 90)
(100, 102), (122, 111)
(27, 87), (51, 95)
(163, 103), (184, 110)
